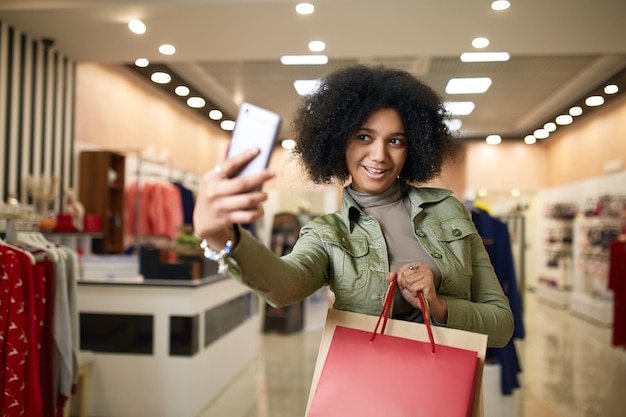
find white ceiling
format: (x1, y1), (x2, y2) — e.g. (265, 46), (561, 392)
(1, 0), (626, 141)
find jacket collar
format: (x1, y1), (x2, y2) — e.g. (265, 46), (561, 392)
(339, 181), (453, 232)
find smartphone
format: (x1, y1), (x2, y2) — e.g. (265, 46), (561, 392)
(227, 102), (282, 187)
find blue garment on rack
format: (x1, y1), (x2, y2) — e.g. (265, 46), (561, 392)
(471, 208), (524, 395)
(173, 182), (195, 226)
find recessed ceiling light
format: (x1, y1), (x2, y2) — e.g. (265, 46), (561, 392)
(486, 135), (502, 145)
(135, 58), (149, 67)
(585, 95), (604, 107)
(128, 19), (146, 35)
(569, 106), (583, 116)
(221, 120), (235, 131)
(604, 84), (619, 94)
(544, 122), (557, 132)
(187, 97), (205, 108)
(555, 115), (573, 125)
(460, 52), (510, 62)
(296, 3), (315, 15)
(208, 109), (223, 120)
(524, 135), (536, 144)
(472, 37), (490, 49)
(445, 77), (492, 94)
(151, 72), (171, 84)
(491, 1), (511, 11)
(294, 79), (322, 96)
(281, 139), (296, 150)
(444, 101), (475, 116)
(308, 40), (326, 52)
(445, 118), (463, 131)
(175, 86), (190, 96)
(281, 55), (328, 65)
(534, 128), (549, 139)
(159, 44), (176, 55)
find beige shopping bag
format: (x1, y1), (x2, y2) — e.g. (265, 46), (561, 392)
(305, 306), (488, 417)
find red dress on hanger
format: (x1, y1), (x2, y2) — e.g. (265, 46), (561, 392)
(608, 237), (626, 348)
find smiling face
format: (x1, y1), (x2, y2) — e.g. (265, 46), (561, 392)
(345, 108), (408, 194)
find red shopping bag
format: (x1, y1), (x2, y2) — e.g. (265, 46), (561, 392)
(306, 280), (487, 417)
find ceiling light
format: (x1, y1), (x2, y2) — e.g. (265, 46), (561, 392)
(534, 128), (549, 139)
(585, 95), (604, 106)
(460, 52), (510, 62)
(445, 118), (463, 131)
(221, 120), (235, 131)
(472, 37), (490, 49)
(491, 1), (511, 11)
(308, 40), (326, 52)
(445, 77), (492, 94)
(604, 84), (619, 94)
(159, 44), (176, 55)
(486, 135), (502, 145)
(511, 188), (521, 197)
(524, 135), (536, 144)
(294, 79), (322, 96)
(175, 86), (190, 96)
(296, 3), (315, 15)
(444, 101), (475, 116)
(134, 58), (149, 68)
(186, 97), (205, 108)
(569, 106), (583, 116)
(208, 109), (223, 120)
(128, 19), (146, 35)
(280, 55), (328, 65)
(555, 114), (573, 125)
(151, 72), (171, 84)
(281, 139), (296, 150)
(544, 122), (557, 132)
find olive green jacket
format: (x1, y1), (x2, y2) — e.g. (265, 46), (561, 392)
(226, 185), (514, 348)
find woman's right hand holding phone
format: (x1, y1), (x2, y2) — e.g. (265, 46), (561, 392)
(193, 147), (275, 248)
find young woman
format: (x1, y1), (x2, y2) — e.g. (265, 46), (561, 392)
(193, 65), (514, 348)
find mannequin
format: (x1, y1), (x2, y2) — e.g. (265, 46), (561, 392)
(64, 188), (85, 232)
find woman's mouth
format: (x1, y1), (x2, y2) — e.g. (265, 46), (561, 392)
(363, 166), (387, 176)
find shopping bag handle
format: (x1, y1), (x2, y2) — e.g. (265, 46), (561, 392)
(370, 279), (436, 353)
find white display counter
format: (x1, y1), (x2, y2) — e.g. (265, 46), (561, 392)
(76, 275), (260, 417)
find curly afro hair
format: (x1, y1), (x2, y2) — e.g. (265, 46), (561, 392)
(291, 64), (460, 185)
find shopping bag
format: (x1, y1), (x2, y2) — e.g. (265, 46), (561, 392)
(305, 281), (488, 417)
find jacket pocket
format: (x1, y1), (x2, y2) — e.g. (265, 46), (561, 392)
(320, 231), (370, 292)
(425, 217), (475, 277)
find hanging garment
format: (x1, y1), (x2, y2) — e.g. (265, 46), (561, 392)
(471, 208), (524, 395)
(608, 238), (626, 348)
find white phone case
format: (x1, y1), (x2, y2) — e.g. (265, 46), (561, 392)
(227, 102), (282, 181)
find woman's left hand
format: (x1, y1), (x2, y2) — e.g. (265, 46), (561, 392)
(386, 262), (448, 324)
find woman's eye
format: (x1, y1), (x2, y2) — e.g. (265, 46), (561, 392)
(390, 137), (404, 145)
(357, 134), (370, 141)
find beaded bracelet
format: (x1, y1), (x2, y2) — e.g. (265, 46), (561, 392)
(200, 238), (233, 273)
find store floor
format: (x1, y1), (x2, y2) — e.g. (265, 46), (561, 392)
(198, 291), (626, 417)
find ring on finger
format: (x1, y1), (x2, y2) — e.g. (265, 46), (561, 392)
(409, 263), (418, 271)
(214, 165), (224, 176)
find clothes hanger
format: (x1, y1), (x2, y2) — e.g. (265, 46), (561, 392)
(0, 237), (36, 265)
(17, 230), (60, 262)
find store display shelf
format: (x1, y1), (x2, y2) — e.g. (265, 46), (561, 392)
(535, 281), (571, 309)
(569, 292), (614, 327)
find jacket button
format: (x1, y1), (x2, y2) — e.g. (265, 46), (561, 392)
(416, 230), (426, 237)
(452, 228), (462, 237)
(432, 252), (442, 258)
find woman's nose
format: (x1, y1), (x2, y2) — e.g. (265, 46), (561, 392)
(369, 139), (387, 161)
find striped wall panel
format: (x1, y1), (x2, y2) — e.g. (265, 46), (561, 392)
(0, 20), (75, 213)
